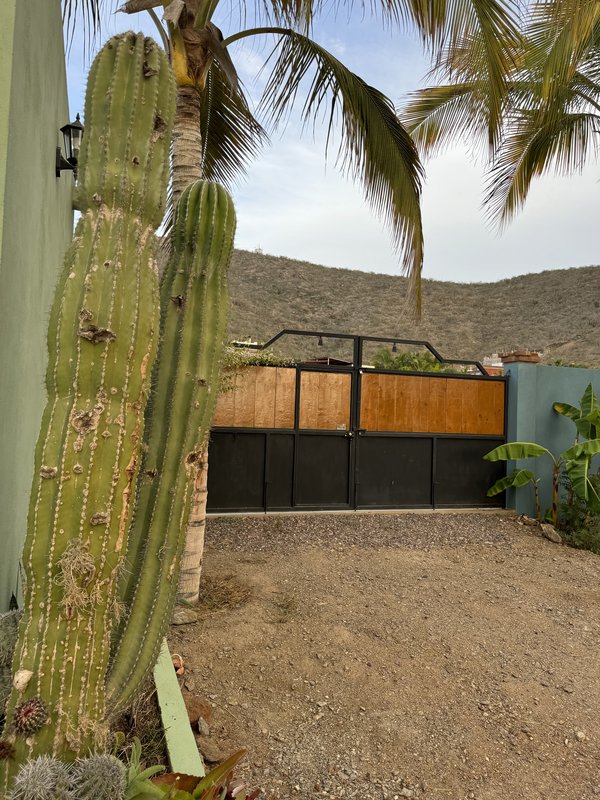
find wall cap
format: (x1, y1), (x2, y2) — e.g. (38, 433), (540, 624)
(499, 350), (541, 364)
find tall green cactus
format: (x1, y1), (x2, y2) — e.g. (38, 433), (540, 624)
(107, 179), (235, 714)
(0, 31), (175, 781)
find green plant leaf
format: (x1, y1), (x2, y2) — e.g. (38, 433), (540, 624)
(190, 751), (248, 796)
(552, 401), (580, 421)
(483, 442), (554, 462)
(486, 468), (536, 496)
(563, 438), (600, 513)
(579, 383), (598, 419)
(562, 438), (600, 462)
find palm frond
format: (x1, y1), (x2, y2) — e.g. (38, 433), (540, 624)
(485, 107), (600, 226)
(427, 1), (523, 150)
(403, 81), (492, 156)
(63, 0), (105, 47)
(231, 27), (423, 304)
(200, 63), (268, 187)
(526, 0), (600, 102)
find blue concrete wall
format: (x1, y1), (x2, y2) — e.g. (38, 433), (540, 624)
(504, 363), (600, 518)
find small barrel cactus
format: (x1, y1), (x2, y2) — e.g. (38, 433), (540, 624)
(70, 753), (127, 800)
(0, 32), (175, 788)
(8, 756), (71, 800)
(108, 180), (236, 712)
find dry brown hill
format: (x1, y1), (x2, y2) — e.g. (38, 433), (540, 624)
(228, 250), (600, 366)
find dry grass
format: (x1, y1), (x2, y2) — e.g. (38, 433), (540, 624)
(196, 573), (253, 614)
(112, 678), (167, 768)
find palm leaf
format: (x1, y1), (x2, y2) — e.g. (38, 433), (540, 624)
(404, 81), (496, 156)
(63, 0), (104, 47)
(225, 27), (424, 304)
(484, 105), (599, 226)
(424, 1), (522, 149)
(527, 0), (600, 102)
(200, 63), (268, 187)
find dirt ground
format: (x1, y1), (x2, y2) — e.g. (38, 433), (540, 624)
(168, 512), (600, 800)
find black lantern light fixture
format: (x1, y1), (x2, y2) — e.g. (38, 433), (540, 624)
(317, 335), (324, 346)
(56, 114), (84, 178)
(392, 342), (398, 353)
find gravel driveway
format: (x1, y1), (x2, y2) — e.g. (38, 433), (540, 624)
(169, 512), (600, 800)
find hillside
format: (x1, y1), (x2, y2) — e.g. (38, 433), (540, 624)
(228, 250), (600, 366)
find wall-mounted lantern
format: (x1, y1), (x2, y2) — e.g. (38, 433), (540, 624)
(56, 114), (84, 178)
(317, 335), (324, 346)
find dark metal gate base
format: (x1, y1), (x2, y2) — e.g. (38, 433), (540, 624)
(207, 429), (504, 513)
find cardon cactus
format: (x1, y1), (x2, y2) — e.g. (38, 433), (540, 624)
(108, 179), (235, 713)
(0, 30), (175, 784)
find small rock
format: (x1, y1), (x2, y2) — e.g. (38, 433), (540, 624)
(172, 607), (199, 624)
(575, 730), (586, 741)
(398, 790), (414, 798)
(540, 524), (562, 544)
(197, 717), (210, 736)
(196, 735), (226, 764)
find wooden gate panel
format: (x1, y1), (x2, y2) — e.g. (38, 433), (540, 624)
(360, 373), (504, 435)
(212, 367), (296, 429)
(299, 371), (351, 430)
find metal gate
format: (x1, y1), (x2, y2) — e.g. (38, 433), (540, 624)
(207, 331), (507, 513)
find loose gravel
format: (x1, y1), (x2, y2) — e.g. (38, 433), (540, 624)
(169, 512), (600, 800)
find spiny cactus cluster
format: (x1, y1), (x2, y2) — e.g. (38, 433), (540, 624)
(8, 754), (126, 800)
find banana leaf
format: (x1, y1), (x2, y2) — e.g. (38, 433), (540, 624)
(487, 468), (536, 497)
(554, 384), (600, 441)
(483, 442), (553, 462)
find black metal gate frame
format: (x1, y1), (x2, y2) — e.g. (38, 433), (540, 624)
(210, 330), (508, 512)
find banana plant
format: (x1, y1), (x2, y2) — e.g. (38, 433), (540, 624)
(485, 439), (600, 526)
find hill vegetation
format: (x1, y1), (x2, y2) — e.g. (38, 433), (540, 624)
(227, 250), (600, 366)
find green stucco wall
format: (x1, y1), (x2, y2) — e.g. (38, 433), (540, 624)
(504, 363), (600, 519)
(0, 0), (73, 610)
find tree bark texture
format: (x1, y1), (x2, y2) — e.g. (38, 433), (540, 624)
(172, 83), (210, 604)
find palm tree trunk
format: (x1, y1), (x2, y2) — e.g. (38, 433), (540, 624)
(173, 85), (203, 209)
(171, 84), (210, 605)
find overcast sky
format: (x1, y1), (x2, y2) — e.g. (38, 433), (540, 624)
(65, 6), (598, 283)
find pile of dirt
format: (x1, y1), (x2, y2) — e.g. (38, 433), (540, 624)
(170, 512), (600, 800)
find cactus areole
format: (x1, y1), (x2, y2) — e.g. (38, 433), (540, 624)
(1, 31), (175, 780)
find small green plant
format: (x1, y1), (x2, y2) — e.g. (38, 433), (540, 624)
(558, 473), (600, 554)
(125, 745), (261, 800)
(219, 348), (296, 393)
(371, 348), (466, 373)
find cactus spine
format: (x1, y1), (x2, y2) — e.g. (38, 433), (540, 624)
(107, 180), (235, 713)
(1, 31), (175, 783)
